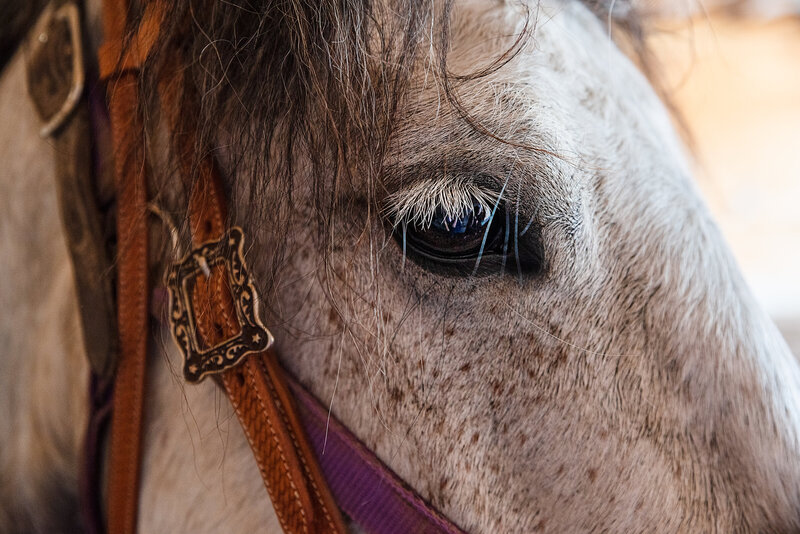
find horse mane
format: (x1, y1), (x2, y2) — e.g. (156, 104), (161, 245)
(142, 0), (438, 222)
(0, 1), (653, 205)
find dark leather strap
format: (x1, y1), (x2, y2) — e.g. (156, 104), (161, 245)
(26, 4), (117, 532)
(27, 0), (117, 380)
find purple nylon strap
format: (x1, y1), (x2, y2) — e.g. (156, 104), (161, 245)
(287, 377), (467, 534)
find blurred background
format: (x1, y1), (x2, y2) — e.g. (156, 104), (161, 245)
(642, 0), (800, 354)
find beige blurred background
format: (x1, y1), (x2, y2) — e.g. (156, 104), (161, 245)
(646, 5), (800, 354)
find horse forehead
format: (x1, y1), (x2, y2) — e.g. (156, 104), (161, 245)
(413, 1), (626, 129)
(432, 1), (687, 176)
(394, 1), (638, 166)
(445, 1), (606, 67)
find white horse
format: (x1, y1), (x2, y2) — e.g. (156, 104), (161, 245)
(1, 0), (799, 532)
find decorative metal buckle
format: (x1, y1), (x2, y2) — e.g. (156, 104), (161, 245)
(166, 227), (274, 383)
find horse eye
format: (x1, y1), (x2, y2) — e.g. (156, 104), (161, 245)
(393, 197), (545, 276)
(395, 199), (510, 275)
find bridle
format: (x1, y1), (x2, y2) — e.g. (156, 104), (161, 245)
(98, 0), (346, 528)
(25, 0), (468, 533)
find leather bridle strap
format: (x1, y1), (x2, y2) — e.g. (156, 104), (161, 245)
(160, 67), (347, 533)
(99, 1), (346, 532)
(97, 0), (159, 532)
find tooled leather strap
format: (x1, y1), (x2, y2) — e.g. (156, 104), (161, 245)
(28, 0), (118, 382)
(98, 1), (163, 533)
(160, 68), (347, 532)
(100, 0), (346, 530)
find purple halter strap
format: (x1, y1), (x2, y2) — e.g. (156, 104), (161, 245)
(287, 376), (467, 534)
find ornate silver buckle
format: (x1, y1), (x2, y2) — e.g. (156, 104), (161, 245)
(166, 227), (274, 383)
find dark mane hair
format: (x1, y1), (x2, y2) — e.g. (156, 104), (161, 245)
(143, 0), (442, 218)
(139, 0), (442, 296)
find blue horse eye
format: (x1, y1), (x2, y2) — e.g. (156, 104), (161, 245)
(430, 202), (490, 235)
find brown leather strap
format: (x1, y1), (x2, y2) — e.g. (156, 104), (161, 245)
(188, 179), (347, 534)
(162, 74), (347, 532)
(104, 73), (148, 534)
(220, 357), (345, 533)
(97, 1), (163, 81)
(99, 0), (157, 532)
(99, 0), (346, 530)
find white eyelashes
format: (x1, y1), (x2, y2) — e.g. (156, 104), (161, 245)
(383, 178), (499, 230)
